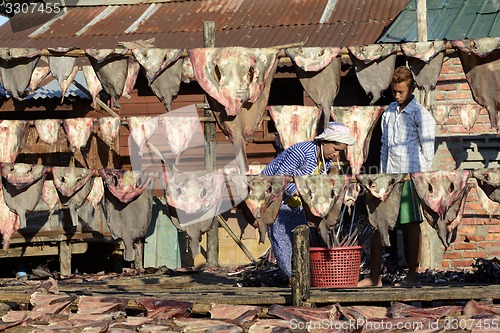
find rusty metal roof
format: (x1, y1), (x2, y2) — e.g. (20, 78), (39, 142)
(0, 0), (410, 49)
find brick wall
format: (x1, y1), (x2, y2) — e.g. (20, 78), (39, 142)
(429, 53), (499, 269)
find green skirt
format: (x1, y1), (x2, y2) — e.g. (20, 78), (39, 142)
(397, 181), (423, 226)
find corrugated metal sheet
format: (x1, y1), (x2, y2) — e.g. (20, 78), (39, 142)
(26, 71), (90, 100)
(379, 0), (500, 42)
(0, 0), (410, 49)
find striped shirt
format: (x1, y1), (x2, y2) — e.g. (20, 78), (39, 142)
(380, 96), (435, 173)
(261, 141), (332, 198)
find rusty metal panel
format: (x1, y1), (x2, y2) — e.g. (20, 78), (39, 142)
(0, 0), (410, 49)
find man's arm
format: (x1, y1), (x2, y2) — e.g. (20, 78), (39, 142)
(417, 107), (436, 172)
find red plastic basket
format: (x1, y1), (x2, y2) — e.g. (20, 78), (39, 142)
(309, 246), (362, 288)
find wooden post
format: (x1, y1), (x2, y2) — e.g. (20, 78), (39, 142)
(134, 243), (143, 270)
(59, 241), (71, 276)
(416, 0), (429, 106)
(416, 0), (440, 269)
(291, 225), (311, 307)
(203, 20), (219, 267)
(417, 0), (427, 42)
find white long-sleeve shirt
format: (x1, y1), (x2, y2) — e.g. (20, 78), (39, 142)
(380, 97), (435, 173)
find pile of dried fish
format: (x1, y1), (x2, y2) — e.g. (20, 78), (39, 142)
(360, 256), (500, 286)
(330, 211), (372, 248)
(470, 257), (500, 283)
(234, 248), (289, 287)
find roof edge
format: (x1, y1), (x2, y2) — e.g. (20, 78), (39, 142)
(60, 0), (183, 7)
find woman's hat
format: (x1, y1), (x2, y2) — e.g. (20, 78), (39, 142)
(315, 122), (356, 145)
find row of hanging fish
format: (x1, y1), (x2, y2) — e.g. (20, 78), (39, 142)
(240, 167), (499, 253)
(0, 115), (200, 165)
(1, 161), (496, 260)
(162, 166), (499, 258)
(0, 102), (490, 178)
(1, 38), (498, 173)
(0, 163), (154, 262)
(269, 103), (492, 178)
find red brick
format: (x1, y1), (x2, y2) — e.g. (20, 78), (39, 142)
(486, 225), (500, 233)
(434, 93), (446, 101)
(442, 251), (462, 259)
(445, 74), (467, 81)
(461, 218), (486, 225)
(436, 83), (457, 91)
(443, 116), (460, 125)
(447, 125), (469, 134)
(448, 91), (473, 100)
(487, 249), (500, 256)
(486, 234), (500, 241)
(477, 241), (500, 249)
(464, 202), (482, 211)
(457, 83), (471, 90)
(478, 108), (489, 115)
(459, 226), (478, 235)
(440, 66), (457, 74)
(441, 261), (450, 268)
(462, 251), (488, 258)
(470, 125), (496, 135)
(450, 259), (474, 268)
(452, 242), (477, 250)
(465, 235), (485, 242)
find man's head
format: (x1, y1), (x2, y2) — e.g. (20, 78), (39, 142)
(315, 122), (355, 160)
(391, 66), (415, 107)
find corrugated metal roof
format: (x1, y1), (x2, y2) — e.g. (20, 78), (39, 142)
(379, 0), (500, 42)
(26, 71), (90, 100)
(0, 0), (410, 49)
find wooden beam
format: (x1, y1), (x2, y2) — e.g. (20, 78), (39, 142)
(0, 242), (88, 258)
(36, 42), (459, 59)
(307, 285), (500, 304)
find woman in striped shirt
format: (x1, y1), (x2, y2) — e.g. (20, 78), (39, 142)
(261, 122), (356, 283)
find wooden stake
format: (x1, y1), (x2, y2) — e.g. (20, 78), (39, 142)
(291, 224), (311, 307)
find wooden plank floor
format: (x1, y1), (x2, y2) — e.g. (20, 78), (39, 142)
(0, 272), (498, 313)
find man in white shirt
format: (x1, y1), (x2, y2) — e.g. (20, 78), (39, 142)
(359, 66), (435, 287)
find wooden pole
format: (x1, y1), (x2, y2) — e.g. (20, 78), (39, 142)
(416, 0), (441, 270)
(417, 0), (428, 42)
(217, 215), (257, 264)
(59, 241), (72, 276)
(203, 20), (219, 267)
(291, 225), (311, 307)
